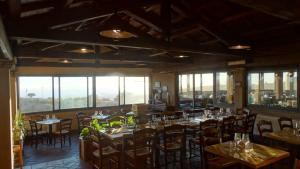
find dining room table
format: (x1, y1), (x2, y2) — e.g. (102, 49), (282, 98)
(264, 128), (300, 168)
(36, 118), (61, 144)
(204, 141), (290, 169)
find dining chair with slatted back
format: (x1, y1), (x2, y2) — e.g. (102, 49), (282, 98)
(221, 116), (236, 142)
(158, 124), (186, 169)
(278, 117), (293, 130)
(202, 127), (239, 169)
(76, 112), (87, 133)
(53, 118), (72, 148)
(189, 119), (219, 160)
(29, 120), (47, 148)
(244, 113), (257, 141)
(257, 120), (273, 144)
(125, 128), (156, 169)
(89, 127), (121, 169)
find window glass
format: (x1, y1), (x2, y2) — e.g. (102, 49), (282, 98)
(216, 72), (233, 104)
(178, 74), (193, 109)
(96, 76), (119, 107)
(120, 76), (125, 105)
(60, 77), (87, 109)
(145, 77), (149, 104)
(125, 77), (145, 104)
(19, 77), (53, 113)
(248, 71), (297, 108)
(88, 77), (93, 107)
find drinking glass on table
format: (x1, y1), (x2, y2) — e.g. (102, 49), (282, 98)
(234, 133), (242, 149)
(46, 114), (49, 120)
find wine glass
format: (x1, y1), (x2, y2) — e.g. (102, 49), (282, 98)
(234, 133), (242, 149)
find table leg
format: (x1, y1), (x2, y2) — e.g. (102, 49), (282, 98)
(49, 124), (53, 144)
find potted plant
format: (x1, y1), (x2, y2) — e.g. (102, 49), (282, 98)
(13, 110), (25, 145)
(79, 127), (91, 161)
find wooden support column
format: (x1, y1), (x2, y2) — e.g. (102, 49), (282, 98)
(0, 67), (13, 169)
(233, 68), (246, 110)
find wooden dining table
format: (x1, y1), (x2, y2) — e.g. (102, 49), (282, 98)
(204, 141), (290, 169)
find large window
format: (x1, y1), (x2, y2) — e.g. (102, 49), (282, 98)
(216, 72), (234, 104)
(178, 74), (194, 108)
(96, 76), (119, 107)
(178, 72), (232, 109)
(247, 71), (297, 108)
(18, 77), (53, 113)
(194, 73), (214, 108)
(60, 77), (88, 109)
(18, 75), (149, 113)
(124, 77), (148, 104)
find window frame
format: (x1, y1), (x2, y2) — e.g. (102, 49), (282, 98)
(17, 74), (150, 114)
(177, 71), (234, 109)
(246, 69), (299, 111)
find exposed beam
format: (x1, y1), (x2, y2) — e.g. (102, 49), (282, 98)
(8, 0), (21, 19)
(14, 47), (192, 64)
(220, 11), (256, 24)
(16, 61), (146, 68)
(161, 0), (172, 41)
(229, 0), (300, 20)
(7, 25), (240, 56)
(123, 8), (163, 32)
(0, 17), (13, 61)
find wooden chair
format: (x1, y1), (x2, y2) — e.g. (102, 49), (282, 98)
(76, 112), (91, 133)
(202, 127), (239, 169)
(28, 120), (48, 148)
(189, 119), (219, 161)
(89, 127), (121, 169)
(257, 120), (273, 144)
(221, 116), (236, 142)
(125, 128), (156, 169)
(53, 118), (72, 148)
(157, 124), (186, 169)
(235, 113), (257, 141)
(278, 117), (293, 130)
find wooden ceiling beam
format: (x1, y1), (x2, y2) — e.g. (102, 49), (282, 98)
(0, 17), (13, 61)
(123, 8), (163, 32)
(16, 61), (146, 68)
(220, 11), (256, 24)
(8, 0), (21, 19)
(229, 0), (300, 20)
(14, 47), (191, 64)
(7, 25), (240, 56)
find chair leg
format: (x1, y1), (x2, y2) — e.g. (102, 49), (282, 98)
(165, 152), (168, 169)
(69, 135), (71, 146)
(189, 140), (192, 159)
(60, 135), (63, 148)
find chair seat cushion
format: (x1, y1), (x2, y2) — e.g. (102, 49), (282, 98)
(159, 142), (182, 151)
(93, 146), (120, 157)
(126, 147), (152, 159)
(54, 130), (70, 135)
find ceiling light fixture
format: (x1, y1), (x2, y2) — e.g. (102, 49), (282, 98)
(99, 29), (136, 39)
(228, 44), (251, 50)
(175, 55), (189, 58)
(60, 59), (72, 64)
(80, 48), (87, 53)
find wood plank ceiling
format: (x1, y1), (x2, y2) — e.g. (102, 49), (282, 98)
(0, 0), (299, 68)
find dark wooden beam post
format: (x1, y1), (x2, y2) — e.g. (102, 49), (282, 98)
(161, 0), (172, 42)
(8, 0), (21, 20)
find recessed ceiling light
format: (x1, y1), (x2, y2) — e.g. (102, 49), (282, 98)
(80, 48), (87, 53)
(136, 63), (146, 66)
(112, 29), (121, 33)
(175, 55), (189, 58)
(228, 45), (251, 50)
(60, 59), (72, 63)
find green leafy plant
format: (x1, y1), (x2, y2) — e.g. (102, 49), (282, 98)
(13, 110), (25, 143)
(90, 119), (103, 131)
(80, 127), (90, 139)
(110, 121), (124, 128)
(127, 116), (135, 126)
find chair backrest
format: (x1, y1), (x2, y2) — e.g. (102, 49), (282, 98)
(89, 127), (104, 157)
(58, 119), (72, 133)
(278, 117), (293, 130)
(245, 113), (257, 133)
(202, 127), (220, 146)
(29, 120), (39, 136)
(163, 124), (186, 149)
(221, 116), (236, 140)
(257, 120), (273, 138)
(132, 128), (156, 157)
(200, 119), (219, 130)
